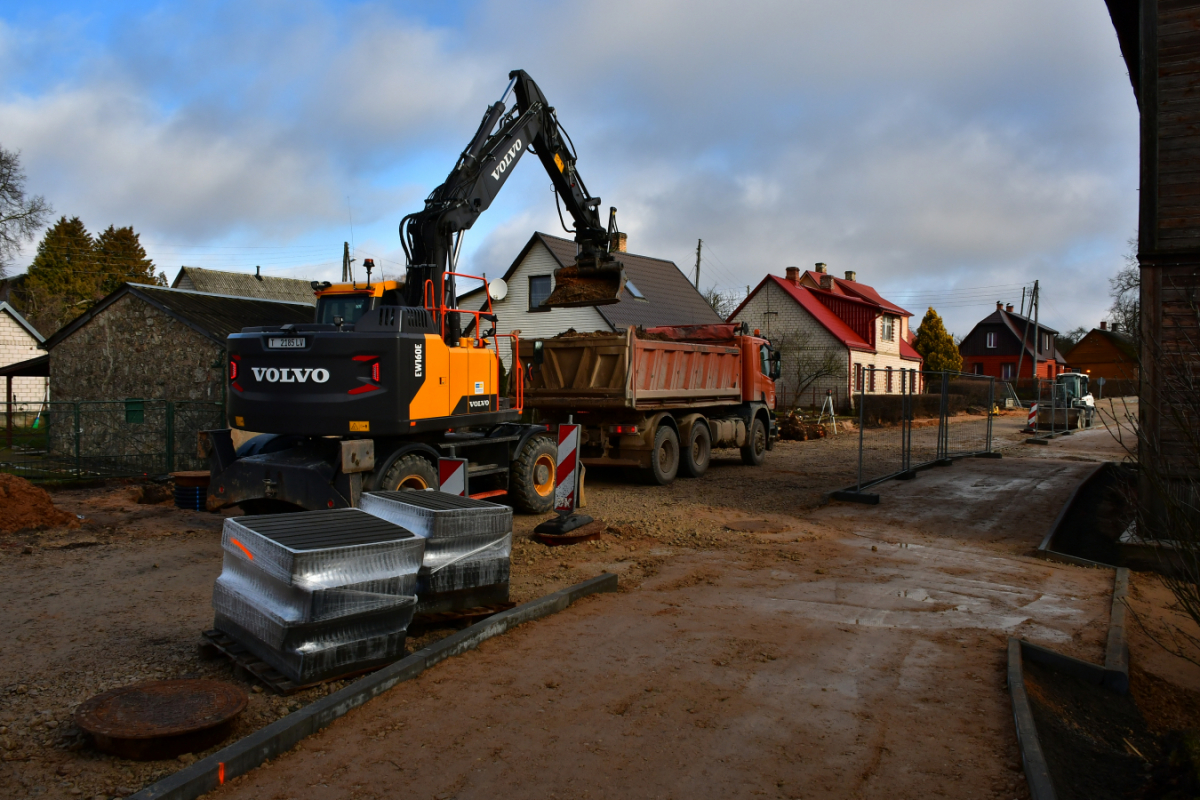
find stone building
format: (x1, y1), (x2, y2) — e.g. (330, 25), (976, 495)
(0, 301), (46, 403)
(729, 265), (922, 408)
(43, 283), (313, 402)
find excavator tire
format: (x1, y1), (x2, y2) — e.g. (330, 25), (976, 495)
(510, 434), (557, 513)
(740, 417), (768, 466)
(376, 453), (438, 492)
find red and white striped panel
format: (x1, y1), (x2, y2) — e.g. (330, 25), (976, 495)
(554, 424), (580, 514)
(438, 457), (468, 496)
(1027, 403), (1038, 428)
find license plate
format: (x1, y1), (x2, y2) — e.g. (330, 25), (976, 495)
(268, 337), (306, 349)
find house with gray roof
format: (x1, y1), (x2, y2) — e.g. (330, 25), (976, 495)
(172, 266), (317, 305)
(462, 232), (721, 366)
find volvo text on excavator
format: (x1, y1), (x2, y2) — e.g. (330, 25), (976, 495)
(202, 70), (630, 514)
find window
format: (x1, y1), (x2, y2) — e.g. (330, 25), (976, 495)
(1001, 363), (1015, 380)
(986, 332), (997, 349)
(759, 345), (770, 376)
(625, 279), (646, 300)
(528, 276), (552, 311)
(881, 316), (894, 341)
(854, 364), (864, 391)
(868, 366), (877, 392)
(1043, 333), (1052, 352)
(973, 363), (984, 375)
(884, 366), (892, 392)
(316, 294), (370, 325)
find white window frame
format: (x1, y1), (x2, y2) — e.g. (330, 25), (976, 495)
(986, 331), (997, 349)
(881, 315), (894, 341)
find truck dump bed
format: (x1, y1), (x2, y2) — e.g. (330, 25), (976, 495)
(522, 327), (743, 411)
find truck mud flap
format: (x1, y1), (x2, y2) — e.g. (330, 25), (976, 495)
(208, 440), (349, 512)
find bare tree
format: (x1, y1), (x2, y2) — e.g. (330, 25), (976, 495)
(771, 330), (845, 407)
(0, 146), (52, 278)
(1109, 238), (1140, 343)
(702, 286), (742, 320)
(1057, 325), (1090, 354)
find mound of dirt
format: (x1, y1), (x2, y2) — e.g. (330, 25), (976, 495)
(0, 474), (80, 533)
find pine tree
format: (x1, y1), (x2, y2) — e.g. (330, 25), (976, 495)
(19, 216), (98, 334)
(94, 225), (164, 294)
(914, 307), (963, 373)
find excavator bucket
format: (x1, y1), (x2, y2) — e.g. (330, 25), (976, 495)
(542, 254), (628, 308)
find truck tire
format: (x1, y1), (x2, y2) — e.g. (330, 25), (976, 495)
(377, 453), (438, 492)
(741, 416), (767, 466)
(680, 422), (710, 478)
(649, 425), (680, 485)
(510, 435), (557, 513)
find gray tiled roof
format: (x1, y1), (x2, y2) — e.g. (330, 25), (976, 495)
(534, 233), (722, 329)
(44, 284), (314, 350)
(172, 266), (317, 305)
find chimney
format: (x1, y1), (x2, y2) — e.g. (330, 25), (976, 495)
(610, 231), (627, 253)
(1006, 303), (1014, 312)
(996, 301), (1003, 310)
(785, 266), (801, 284)
(820, 274), (834, 290)
(1100, 320), (1107, 331)
(815, 262), (827, 274)
(844, 270), (856, 282)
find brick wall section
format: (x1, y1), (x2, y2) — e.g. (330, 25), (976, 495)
(0, 310), (47, 403)
(731, 280), (848, 405)
(50, 294), (225, 402)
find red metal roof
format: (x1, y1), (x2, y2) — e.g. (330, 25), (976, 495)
(800, 270), (911, 316)
(730, 275), (874, 352)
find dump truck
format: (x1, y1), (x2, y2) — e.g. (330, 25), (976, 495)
(521, 323), (781, 484)
(202, 69), (630, 514)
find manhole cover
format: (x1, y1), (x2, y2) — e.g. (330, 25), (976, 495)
(75, 679), (247, 760)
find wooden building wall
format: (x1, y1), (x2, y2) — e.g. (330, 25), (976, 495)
(1134, 0), (1200, 476)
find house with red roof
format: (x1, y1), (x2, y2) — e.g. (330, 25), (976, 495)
(728, 264), (922, 408)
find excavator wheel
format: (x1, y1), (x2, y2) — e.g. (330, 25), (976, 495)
(375, 453), (438, 492)
(510, 435), (557, 513)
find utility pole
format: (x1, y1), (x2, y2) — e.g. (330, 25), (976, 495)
(694, 239), (703, 288)
(1032, 280), (1040, 386)
(342, 242), (351, 282)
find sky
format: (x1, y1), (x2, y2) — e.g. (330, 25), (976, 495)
(0, 0), (1139, 338)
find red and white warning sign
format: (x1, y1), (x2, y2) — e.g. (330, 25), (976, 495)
(438, 457), (468, 496)
(554, 424), (580, 515)
(1027, 403), (1038, 429)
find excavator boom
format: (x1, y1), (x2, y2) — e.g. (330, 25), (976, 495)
(400, 70), (626, 337)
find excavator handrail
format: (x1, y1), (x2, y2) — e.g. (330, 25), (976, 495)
(425, 271), (496, 344)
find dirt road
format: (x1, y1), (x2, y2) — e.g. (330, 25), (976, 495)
(0, 412), (1126, 798)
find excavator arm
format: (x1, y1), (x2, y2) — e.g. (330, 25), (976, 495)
(400, 70), (626, 341)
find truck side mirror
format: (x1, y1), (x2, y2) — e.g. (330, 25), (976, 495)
(770, 350), (782, 380)
(533, 341), (545, 365)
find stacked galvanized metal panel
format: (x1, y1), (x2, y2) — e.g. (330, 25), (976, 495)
(211, 508), (423, 684)
(359, 491), (512, 613)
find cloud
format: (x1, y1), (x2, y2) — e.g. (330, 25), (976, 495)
(0, 0), (1140, 336)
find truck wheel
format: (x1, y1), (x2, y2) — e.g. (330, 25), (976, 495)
(741, 417), (767, 466)
(649, 425), (680, 485)
(680, 422), (710, 478)
(377, 453), (438, 492)
(510, 435), (557, 513)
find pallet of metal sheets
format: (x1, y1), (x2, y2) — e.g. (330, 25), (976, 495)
(212, 508), (424, 683)
(360, 491), (512, 613)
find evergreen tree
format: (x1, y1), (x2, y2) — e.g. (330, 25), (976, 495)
(94, 225), (164, 293)
(19, 216), (97, 334)
(914, 307), (962, 373)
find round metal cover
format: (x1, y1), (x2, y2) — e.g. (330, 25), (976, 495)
(75, 679), (247, 760)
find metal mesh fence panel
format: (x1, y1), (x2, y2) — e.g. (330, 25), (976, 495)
(1, 399), (224, 481)
(847, 370), (996, 494)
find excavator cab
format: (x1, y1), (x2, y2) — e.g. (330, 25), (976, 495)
(543, 207), (628, 308)
(311, 271), (405, 327)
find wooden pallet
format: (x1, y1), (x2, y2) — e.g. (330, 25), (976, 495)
(408, 602), (516, 633)
(198, 630), (382, 696)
